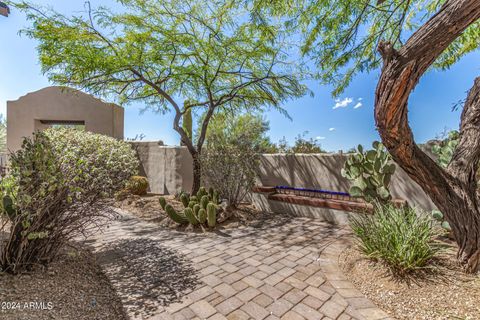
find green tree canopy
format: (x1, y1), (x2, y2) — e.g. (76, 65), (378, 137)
(202, 112), (276, 153)
(249, 0), (480, 95)
(11, 0), (307, 193)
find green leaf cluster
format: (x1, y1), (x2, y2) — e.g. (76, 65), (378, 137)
(350, 203), (442, 276)
(248, 0), (480, 95)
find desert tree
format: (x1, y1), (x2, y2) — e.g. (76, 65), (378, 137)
(250, 0), (480, 272)
(11, 0), (306, 194)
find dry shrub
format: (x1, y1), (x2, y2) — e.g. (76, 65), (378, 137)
(201, 134), (259, 209)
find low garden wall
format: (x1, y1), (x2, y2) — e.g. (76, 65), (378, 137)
(132, 143), (436, 220)
(256, 154), (436, 211)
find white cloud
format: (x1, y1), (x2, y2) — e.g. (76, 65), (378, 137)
(329, 127), (336, 132)
(333, 97), (353, 109)
(358, 97), (363, 101)
(353, 102), (363, 109)
(315, 136), (326, 140)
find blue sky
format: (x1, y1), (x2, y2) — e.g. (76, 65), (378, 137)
(1, 1), (479, 151)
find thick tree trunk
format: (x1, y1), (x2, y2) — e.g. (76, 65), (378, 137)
(191, 152), (201, 195)
(374, 0), (480, 272)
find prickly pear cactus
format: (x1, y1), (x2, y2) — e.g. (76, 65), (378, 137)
(431, 209), (452, 231)
(341, 141), (396, 203)
(431, 130), (459, 168)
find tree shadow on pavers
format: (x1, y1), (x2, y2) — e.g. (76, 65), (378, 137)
(95, 238), (200, 318)
(234, 215), (347, 250)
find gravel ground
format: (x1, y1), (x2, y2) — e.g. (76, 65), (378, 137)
(339, 245), (480, 320)
(114, 194), (273, 230)
(0, 245), (127, 320)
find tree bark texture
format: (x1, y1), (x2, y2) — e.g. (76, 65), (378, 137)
(374, 0), (480, 272)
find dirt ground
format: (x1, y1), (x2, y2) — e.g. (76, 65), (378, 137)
(113, 194), (274, 231)
(0, 245), (127, 320)
(339, 244), (480, 320)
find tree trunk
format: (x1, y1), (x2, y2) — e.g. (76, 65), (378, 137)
(374, 0), (480, 272)
(191, 152), (201, 195)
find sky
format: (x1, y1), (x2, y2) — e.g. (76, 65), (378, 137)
(1, 1), (479, 152)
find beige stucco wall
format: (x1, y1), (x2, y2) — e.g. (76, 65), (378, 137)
(7, 86), (124, 152)
(132, 142), (193, 194)
(256, 153), (436, 211)
(131, 145), (436, 214)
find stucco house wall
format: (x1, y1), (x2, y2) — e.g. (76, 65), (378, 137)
(7, 86), (124, 152)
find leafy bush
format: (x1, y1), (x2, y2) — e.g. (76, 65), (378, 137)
(265, 132), (327, 154)
(350, 203), (442, 275)
(126, 176), (149, 195)
(45, 128), (139, 195)
(0, 129), (138, 273)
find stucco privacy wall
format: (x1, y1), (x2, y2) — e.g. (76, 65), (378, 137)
(133, 144), (435, 212)
(7, 86), (124, 151)
(257, 154), (436, 211)
(132, 142), (193, 194)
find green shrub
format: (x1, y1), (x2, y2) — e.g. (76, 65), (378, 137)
(44, 128), (139, 195)
(350, 203), (442, 275)
(126, 176), (149, 195)
(0, 129), (138, 274)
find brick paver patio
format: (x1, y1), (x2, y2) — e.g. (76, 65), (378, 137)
(85, 210), (392, 320)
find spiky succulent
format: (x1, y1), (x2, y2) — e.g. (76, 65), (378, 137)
(341, 141), (396, 202)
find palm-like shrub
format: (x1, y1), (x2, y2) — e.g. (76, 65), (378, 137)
(0, 129), (138, 273)
(350, 203), (442, 276)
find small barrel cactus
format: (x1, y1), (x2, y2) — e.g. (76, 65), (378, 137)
(165, 204), (188, 224)
(197, 208), (207, 224)
(197, 186), (207, 199)
(200, 195), (209, 210)
(193, 204), (201, 217)
(207, 203), (217, 228)
(184, 207), (199, 225)
(180, 193), (189, 208)
(125, 176), (149, 195)
(162, 186), (221, 228)
(341, 141), (396, 203)
(159, 196), (167, 210)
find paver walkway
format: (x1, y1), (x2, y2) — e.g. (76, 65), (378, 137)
(84, 210), (392, 320)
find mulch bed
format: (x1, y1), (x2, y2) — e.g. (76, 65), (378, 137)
(113, 194), (274, 230)
(0, 245), (127, 320)
(339, 244), (480, 320)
